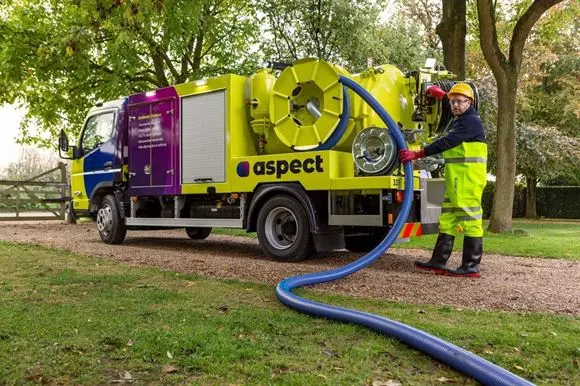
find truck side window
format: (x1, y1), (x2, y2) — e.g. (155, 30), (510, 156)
(81, 112), (115, 155)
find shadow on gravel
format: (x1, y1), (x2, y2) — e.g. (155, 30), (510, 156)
(113, 235), (422, 274)
(121, 236), (265, 256)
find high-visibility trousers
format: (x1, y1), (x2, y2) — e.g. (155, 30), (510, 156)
(439, 142), (487, 237)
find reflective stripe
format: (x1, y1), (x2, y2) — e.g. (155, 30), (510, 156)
(441, 206), (481, 213)
(457, 213), (483, 221)
(444, 157), (487, 163)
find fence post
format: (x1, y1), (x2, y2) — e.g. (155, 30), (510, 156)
(59, 162), (66, 221)
(60, 162), (76, 224)
(15, 183), (20, 219)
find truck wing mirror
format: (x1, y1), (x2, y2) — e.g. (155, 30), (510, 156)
(58, 129), (77, 160)
(59, 129), (69, 152)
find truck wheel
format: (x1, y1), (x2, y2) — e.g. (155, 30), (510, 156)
(344, 227), (389, 253)
(96, 194), (126, 244)
(257, 195), (313, 261)
(185, 227), (212, 240)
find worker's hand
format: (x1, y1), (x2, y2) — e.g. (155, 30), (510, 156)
(399, 149), (425, 162)
(426, 85), (446, 101)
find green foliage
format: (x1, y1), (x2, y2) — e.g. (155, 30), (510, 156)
(485, 120), (580, 185)
(397, 0), (441, 53)
(0, 0), (261, 148)
(518, 1), (579, 138)
(258, 0), (387, 72)
(368, 20), (440, 71)
(1, 241), (578, 384)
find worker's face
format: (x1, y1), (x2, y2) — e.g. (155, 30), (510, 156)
(449, 96), (471, 116)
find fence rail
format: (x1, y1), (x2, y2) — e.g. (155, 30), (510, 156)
(0, 163), (69, 221)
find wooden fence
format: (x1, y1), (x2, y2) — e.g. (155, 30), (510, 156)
(0, 163), (70, 221)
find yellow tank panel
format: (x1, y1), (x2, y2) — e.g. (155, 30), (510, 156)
(352, 65), (415, 132)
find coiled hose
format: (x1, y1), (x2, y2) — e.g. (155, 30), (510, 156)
(276, 75), (533, 386)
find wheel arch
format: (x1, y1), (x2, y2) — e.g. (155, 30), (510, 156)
(89, 182), (114, 213)
(246, 183), (320, 233)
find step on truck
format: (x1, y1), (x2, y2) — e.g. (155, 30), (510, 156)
(58, 58), (474, 261)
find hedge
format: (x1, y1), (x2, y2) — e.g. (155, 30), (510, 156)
(535, 186), (580, 219)
(481, 182), (580, 219)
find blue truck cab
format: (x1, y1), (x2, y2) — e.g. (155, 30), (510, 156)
(67, 98), (128, 217)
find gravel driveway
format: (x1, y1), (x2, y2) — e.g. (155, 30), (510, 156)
(1, 222), (578, 315)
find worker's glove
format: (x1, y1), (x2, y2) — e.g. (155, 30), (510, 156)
(399, 149), (425, 162)
(426, 85), (446, 101)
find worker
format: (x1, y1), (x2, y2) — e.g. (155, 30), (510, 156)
(399, 83), (487, 278)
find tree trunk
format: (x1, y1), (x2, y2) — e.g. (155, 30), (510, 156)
(525, 176), (538, 218)
(435, 0), (466, 79)
(477, 0), (563, 232)
(488, 77), (518, 233)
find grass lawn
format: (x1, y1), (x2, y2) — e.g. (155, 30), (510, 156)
(394, 220), (580, 260)
(1, 241), (578, 385)
(214, 220), (580, 260)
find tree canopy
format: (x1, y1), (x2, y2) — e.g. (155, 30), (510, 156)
(0, 0), (261, 146)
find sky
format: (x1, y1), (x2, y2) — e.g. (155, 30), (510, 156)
(0, 104), (26, 169)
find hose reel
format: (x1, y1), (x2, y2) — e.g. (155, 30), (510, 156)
(352, 127), (398, 175)
(269, 58), (345, 151)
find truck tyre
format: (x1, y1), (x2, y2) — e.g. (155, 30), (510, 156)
(185, 227), (212, 240)
(257, 195), (313, 261)
(97, 194), (126, 244)
(344, 227), (389, 253)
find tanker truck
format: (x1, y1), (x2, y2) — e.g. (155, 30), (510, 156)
(58, 58), (476, 261)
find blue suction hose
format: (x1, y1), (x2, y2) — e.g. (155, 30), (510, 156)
(315, 85), (350, 150)
(276, 75), (533, 386)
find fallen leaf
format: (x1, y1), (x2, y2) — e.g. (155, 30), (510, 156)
(437, 376), (455, 383)
(127, 339), (133, 346)
(372, 380), (402, 386)
(111, 370), (134, 383)
(515, 365), (524, 371)
(513, 347), (520, 352)
(119, 371), (133, 380)
(417, 309), (427, 314)
(166, 351), (173, 359)
(484, 349), (494, 355)
(323, 348), (340, 358)
(550, 331), (558, 336)
(163, 365), (178, 374)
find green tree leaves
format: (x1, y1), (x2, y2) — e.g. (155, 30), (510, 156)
(0, 0), (261, 146)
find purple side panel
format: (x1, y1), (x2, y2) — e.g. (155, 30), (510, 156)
(127, 87), (181, 195)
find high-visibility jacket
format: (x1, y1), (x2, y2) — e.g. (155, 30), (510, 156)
(439, 141), (487, 237)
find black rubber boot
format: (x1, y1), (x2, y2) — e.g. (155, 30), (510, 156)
(446, 236), (482, 278)
(414, 233), (455, 275)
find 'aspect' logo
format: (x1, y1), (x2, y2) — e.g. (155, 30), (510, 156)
(236, 161), (250, 177)
(237, 155), (323, 179)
